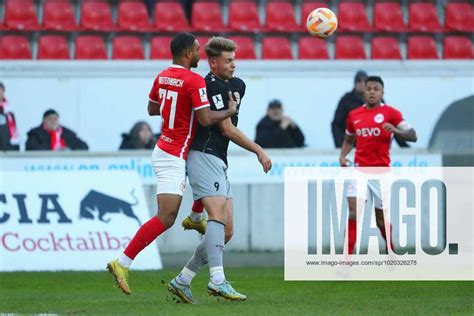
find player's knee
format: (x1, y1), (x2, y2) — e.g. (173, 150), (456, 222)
(158, 213), (177, 228)
(348, 210), (357, 220)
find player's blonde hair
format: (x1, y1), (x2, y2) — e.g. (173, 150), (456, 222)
(204, 37), (236, 58)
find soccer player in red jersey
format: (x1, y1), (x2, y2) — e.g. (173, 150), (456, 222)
(339, 76), (417, 254)
(107, 33), (237, 295)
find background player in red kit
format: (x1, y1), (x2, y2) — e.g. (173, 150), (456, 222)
(339, 76), (417, 254)
(107, 32), (236, 295)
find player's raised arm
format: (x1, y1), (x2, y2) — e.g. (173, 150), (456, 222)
(218, 116), (272, 173)
(195, 91), (236, 127)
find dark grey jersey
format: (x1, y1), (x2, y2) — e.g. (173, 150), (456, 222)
(190, 72), (246, 165)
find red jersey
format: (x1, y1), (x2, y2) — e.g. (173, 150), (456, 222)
(346, 104), (404, 167)
(149, 65), (210, 159)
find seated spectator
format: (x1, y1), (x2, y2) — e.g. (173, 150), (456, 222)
(26, 109), (88, 151)
(255, 99), (305, 148)
(119, 121), (157, 150)
(0, 82), (20, 151)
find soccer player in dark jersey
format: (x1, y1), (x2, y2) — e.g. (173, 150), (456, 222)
(167, 37), (272, 303)
(106, 33), (236, 295)
(339, 76), (417, 254)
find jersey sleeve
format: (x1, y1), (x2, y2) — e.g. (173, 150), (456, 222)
(390, 107), (404, 127)
(345, 111), (355, 135)
(148, 76), (160, 104)
(188, 75), (210, 111)
(206, 81), (229, 112)
(240, 79), (246, 98)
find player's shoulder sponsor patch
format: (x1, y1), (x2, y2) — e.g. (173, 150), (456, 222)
(212, 94), (225, 109)
(199, 88), (208, 102)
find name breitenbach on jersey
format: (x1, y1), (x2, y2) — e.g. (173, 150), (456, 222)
(190, 72), (246, 165)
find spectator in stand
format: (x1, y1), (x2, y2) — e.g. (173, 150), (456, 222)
(26, 109), (88, 151)
(255, 99), (305, 148)
(0, 83), (20, 151)
(331, 71), (410, 148)
(119, 121), (157, 150)
(331, 71), (368, 148)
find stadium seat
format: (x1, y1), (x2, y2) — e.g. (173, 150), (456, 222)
(228, 36), (256, 59)
(150, 36), (173, 59)
(335, 36), (365, 60)
(112, 36), (144, 60)
(337, 2), (371, 32)
(298, 37), (329, 59)
(371, 37), (402, 60)
(265, 2), (299, 32)
(409, 3), (443, 32)
(118, 1), (151, 32)
(228, 1), (262, 32)
(443, 36), (473, 60)
(300, 2), (329, 31)
(373, 2), (406, 32)
(191, 2), (228, 32)
(75, 35), (107, 60)
(262, 37), (293, 59)
(196, 36), (211, 60)
(81, 1), (116, 31)
(42, 0), (78, 31)
(154, 2), (190, 32)
(445, 2), (474, 32)
(5, 0), (41, 30)
(38, 35), (70, 60)
(0, 35), (32, 59)
(407, 36), (438, 60)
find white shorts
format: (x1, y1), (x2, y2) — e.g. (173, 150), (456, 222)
(347, 179), (384, 209)
(151, 146), (186, 196)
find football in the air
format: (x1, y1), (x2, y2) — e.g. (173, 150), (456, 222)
(306, 8), (338, 39)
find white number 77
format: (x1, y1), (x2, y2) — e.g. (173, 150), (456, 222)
(159, 88), (178, 129)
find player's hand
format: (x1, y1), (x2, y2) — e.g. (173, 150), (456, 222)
(382, 122), (398, 134)
(339, 157), (351, 167)
(257, 150), (272, 173)
(227, 91), (237, 116)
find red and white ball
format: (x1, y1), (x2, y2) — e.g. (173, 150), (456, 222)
(306, 8), (338, 39)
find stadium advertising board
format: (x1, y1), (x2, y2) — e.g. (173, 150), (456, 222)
(0, 171), (162, 271)
(285, 167), (473, 280)
(0, 152), (441, 184)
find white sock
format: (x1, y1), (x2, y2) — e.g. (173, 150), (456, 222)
(118, 253), (133, 269)
(176, 267), (196, 285)
(189, 211), (203, 222)
(210, 266), (225, 285)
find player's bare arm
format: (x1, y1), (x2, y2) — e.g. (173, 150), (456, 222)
(196, 91), (236, 127)
(339, 134), (355, 167)
(147, 100), (160, 116)
(218, 117), (272, 173)
(382, 122), (417, 142)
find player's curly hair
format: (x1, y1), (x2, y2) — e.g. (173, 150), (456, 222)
(204, 37), (236, 58)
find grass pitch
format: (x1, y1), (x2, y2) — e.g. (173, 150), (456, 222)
(0, 267), (472, 315)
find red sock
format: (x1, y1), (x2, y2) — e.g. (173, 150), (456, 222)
(124, 217), (166, 260)
(379, 224), (394, 252)
(347, 218), (357, 255)
(192, 199), (204, 213)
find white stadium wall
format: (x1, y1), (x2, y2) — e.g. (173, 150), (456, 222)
(0, 61), (473, 151)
